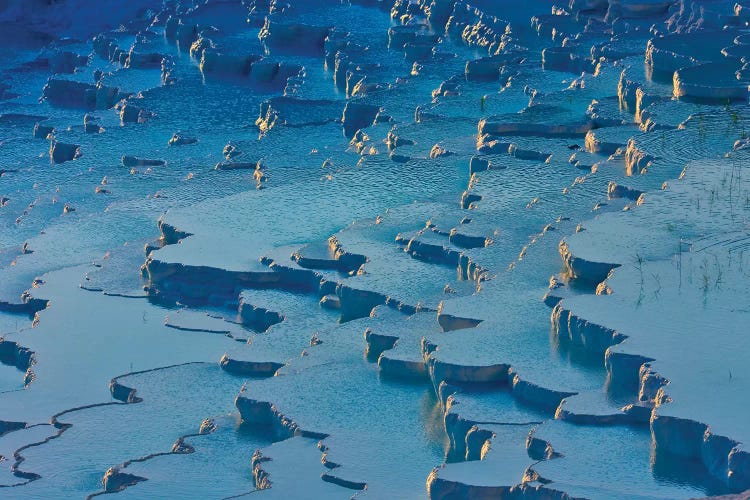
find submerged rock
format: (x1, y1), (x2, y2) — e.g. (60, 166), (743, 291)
(49, 141), (80, 163)
(319, 294), (341, 310)
(83, 113), (102, 133)
(542, 47), (593, 74)
(259, 19), (330, 55)
(607, 181), (643, 200)
(125, 50), (163, 69)
(238, 299), (284, 332)
(46, 50), (89, 74)
(429, 144), (453, 159)
(102, 467), (146, 493)
(32, 122), (54, 139)
(222, 142), (242, 160)
(480, 118), (594, 138)
(200, 50), (259, 77)
(214, 161), (258, 171)
(119, 102), (151, 124)
(341, 102), (381, 138)
(122, 156), (165, 167)
(168, 132), (198, 146)
(674, 62), (750, 102)
(41, 78), (124, 109)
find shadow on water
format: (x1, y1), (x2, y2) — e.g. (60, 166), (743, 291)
(549, 324), (608, 373)
(234, 419), (276, 447)
(651, 443), (732, 497)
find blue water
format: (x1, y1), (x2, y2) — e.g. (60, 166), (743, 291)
(0, 0), (746, 498)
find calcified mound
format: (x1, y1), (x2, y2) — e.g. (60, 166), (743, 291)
(673, 62), (750, 101)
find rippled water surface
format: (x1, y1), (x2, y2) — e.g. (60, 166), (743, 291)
(1, 0), (749, 498)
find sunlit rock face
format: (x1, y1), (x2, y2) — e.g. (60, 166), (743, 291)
(1, 0), (749, 498)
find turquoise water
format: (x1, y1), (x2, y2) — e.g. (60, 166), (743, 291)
(0, 0), (747, 498)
